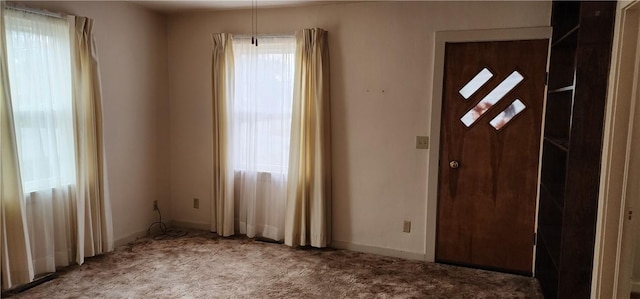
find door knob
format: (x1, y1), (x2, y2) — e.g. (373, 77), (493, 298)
(449, 160), (460, 169)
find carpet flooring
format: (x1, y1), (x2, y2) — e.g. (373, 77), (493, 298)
(11, 229), (542, 298)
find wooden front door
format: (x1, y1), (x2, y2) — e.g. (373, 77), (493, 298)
(436, 40), (549, 275)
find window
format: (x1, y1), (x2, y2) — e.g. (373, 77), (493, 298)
(231, 36), (295, 174)
(4, 9), (76, 193)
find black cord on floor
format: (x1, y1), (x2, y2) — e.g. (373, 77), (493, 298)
(147, 206), (188, 240)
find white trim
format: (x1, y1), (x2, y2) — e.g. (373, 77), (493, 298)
(114, 228), (149, 247)
(331, 240), (426, 261)
(426, 27), (552, 266)
(114, 219), (211, 248)
(592, 1), (640, 298)
(172, 219), (211, 231)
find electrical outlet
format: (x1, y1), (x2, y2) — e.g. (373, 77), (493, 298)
(193, 198), (199, 209)
(416, 136), (429, 149)
(153, 200), (158, 211)
(403, 220), (411, 233)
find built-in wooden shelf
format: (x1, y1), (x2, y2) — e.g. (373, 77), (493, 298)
(541, 183), (564, 211)
(535, 1), (616, 299)
(548, 86), (574, 94)
(544, 136), (569, 152)
(551, 25), (580, 47)
(538, 225), (561, 271)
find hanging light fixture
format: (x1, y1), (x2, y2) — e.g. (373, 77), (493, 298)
(251, 0), (254, 45)
(251, 0), (258, 46)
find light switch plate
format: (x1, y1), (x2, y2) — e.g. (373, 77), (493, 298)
(416, 136), (429, 149)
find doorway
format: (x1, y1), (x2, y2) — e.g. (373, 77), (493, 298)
(592, 1), (640, 297)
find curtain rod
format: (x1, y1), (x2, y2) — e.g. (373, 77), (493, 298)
(4, 3), (67, 20)
(232, 33), (295, 39)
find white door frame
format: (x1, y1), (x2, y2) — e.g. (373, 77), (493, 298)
(592, 1), (640, 298)
(426, 27), (552, 266)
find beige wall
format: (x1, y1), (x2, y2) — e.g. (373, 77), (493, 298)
(167, 1), (551, 256)
(13, 1), (171, 244)
(8, 0), (551, 258)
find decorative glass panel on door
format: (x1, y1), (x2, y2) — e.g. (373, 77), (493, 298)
(490, 99), (526, 130)
(459, 70), (526, 128)
(459, 68), (493, 99)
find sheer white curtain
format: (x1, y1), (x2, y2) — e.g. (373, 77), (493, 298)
(1, 7), (111, 289)
(4, 8), (77, 274)
(0, 3), (34, 290)
(230, 36), (295, 241)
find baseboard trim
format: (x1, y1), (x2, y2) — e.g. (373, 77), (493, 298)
(114, 228), (150, 247)
(172, 219), (210, 231)
(116, 223), (426, 262)
(331, 240), (426, 261)
(632, 280), (640, 293)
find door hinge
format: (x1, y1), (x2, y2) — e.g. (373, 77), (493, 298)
(545, 72), (549, 86)
(534, 232), (537, 245)
(629, 210), (633, 220)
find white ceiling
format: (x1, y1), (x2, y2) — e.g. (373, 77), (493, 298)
(133, 0), (348, 13)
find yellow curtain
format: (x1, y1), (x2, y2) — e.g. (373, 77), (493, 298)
(211, 33), (235, 236)
(0, 2), (34, 289)
(285, 28), (332, 248)
(70, 16), (113, 264)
